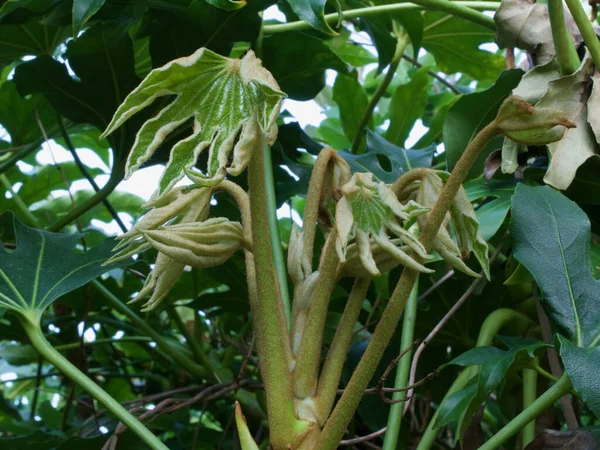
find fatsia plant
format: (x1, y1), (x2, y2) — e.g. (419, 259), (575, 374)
(94, 37), (576, 447)
(4, 0), (600, 448)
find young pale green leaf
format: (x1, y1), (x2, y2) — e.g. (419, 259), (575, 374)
(72, 0), (105, 36)
(0, 214), (129, 321)
(511, 184), (600, 418)
(101, 48), (285, 195)
(286, 0), (338, 36)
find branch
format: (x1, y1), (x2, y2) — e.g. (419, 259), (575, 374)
(401, 55), (461, 95)
(56, 115), (128, 233)
(404, 238), (507, 413)
(351, 28), (409, 154)
(262, 2), (499, 35)
(340, 427), (387, 446)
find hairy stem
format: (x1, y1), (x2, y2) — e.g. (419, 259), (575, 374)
(21, 317), (168, 450)
(315, 278), (371, 424)
(351, 28), (409, 154)
(381, 283), (418, 450)
(248, 137), (306, 449)
(479, 374), (573, 450)
(262, 2), (498, 35)
(564, 0), (600, 69)
(548, 0), (580, 75)
(522, 365), (538, 447)
(293, 229), (340, 398)
(315, 122), (500, 450)
(48, 162), (125, 232)
(93, 281), (209, 379)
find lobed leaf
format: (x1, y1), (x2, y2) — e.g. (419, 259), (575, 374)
(101, 48), (285, 195)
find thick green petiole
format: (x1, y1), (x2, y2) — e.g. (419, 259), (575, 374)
(21, 317), (168, 450)
(479, 374), (573, 450)
(382, 283), (419, 450)
(548, 0), (580, 75)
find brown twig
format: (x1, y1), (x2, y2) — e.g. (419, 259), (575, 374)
(417, 270), (454, 303)
(340, 427), (387, 446)
(403, 237), (507, 414)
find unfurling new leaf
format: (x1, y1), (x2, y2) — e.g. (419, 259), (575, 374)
(101, 48), (285, 196)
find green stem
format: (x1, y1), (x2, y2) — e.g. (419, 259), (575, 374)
(479, 374), (573, 450)
(522, 365), (538, 447)
(167, 307), (219, 379)
(315, 122), (500, 450)
(54, 336), (152, 351)
(263, 142), (292, 329)
(0, 174), (41, 227)
(47, 161), (125, 232)
(20, 317), (168, 450)
(56, 115), (127, 233)
(293, 229), (340, 398)
(564, 0), (600, 69)
(248, 137), (306, 449)
(315, 278), (371, 424)
(262, 2), (499, 35)
(382, 283), (419, 450)
(548, 0), (580, 75)
(416, 308), (533, 450)
(93, 281), (209, 379)
(351, 28), (409, 154)
(530, 362), (558, 384)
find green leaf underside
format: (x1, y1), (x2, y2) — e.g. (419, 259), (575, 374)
(101, 48), (284, 195)
(511, 185), (600, 348)
(286, 0), (338, 36)
(0, 214), (129, 320)
(511, 185), (600, 418)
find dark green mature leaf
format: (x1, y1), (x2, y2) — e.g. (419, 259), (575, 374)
(436, 336), (547, 442)
(444, 69), (523, 179)
(286, 0), (337, 35)
(339, 130), (435, 183)
(262, 31), (346, 100)
(0, 214), (130, 320)
(0, 17), (69, 70)
(422, 12), (505, 82)
(326, 29), (377, 67)
(511, 185), (600, 346)
(205, 0), (246, 11)
(511, 184), (600, 417)
(148, 0), (266, 68)
(332, 73), (370, 143)
(14, 23), (141, 162)
(0, 81), (53, 147)
(464, 178), (516, 240)
(359, 15), (395, 74)
(72, 0), (105, 36)
(385, 65), (430, 147)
